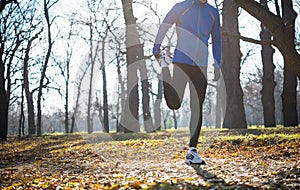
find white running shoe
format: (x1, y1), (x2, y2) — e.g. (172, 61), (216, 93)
(185, 149), (206, 165)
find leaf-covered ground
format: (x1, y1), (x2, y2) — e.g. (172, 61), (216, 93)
(0, 127), (299, 189)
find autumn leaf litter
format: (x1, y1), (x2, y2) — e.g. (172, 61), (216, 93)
(0, 127), (299, 189)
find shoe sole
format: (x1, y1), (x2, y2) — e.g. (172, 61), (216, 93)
(185, 160), (206, 165)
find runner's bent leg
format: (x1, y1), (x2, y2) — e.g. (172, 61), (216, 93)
(162, 63), (188, 110)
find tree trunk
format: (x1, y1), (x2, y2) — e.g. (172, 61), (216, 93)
(260, 0), (276, 127)
(163, 110), (170, 130)
(24, 59), (35, 135)
(282, 64), (298, 127)
(18, 84), (25, 138)
(233, 0), (300, 78)
(63, 23), (74, 134)
(70, 114), (76, 133)
(102, 67), (109, 132)
(116, 54), (125, 132)
(0, 52), (8, 140)
(24, 32), (41, 135)
(64, 48), (70, 133)
(101, 38), (109, 133)
(172, 110), (177, 129)
(0, 15), (22, 140)
(64, 59), (70, 133)
(87, 19), (97, 134)
(154, 79), (162, 131)
(71, 82), (81, 133)
(215, 79), (226, 128)
(71, 65), (89, 133)
(64, 92), (69, 133)
(121, 0), (154, 133)
(139, 61), (154, 132)
(281, 0), (298, 127)
(37, 0), (53, 136)
(24, 75), (35, 135)
(121, 0), (140, 133)
(87, 58), (94, 134)
(222, 0), (247, 129)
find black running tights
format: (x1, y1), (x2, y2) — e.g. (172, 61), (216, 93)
(162, 62), (207, 147)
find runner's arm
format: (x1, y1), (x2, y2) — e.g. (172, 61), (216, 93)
(153, 4), (181, 57)
(211, 10), (222, 69)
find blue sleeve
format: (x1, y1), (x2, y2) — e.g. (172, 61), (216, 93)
(153, 4), (181, 54)
(211, 11), (222, 68)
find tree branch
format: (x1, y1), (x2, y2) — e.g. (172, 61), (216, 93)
(274, 0), (281, 17)
(222, 31), (274, 45)
(0, 0), (18, 12)
(233, 0), (284, 40)
(233, 0), (300, 78)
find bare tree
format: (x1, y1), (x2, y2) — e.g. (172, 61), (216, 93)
(0, 2), (16, 139)
(0, 33), (8, 139)
(222, 0), (247, 129)
(115, 52), (126, 132)
(281, 0), (298, 127)
(71, 64), (89, 133)
(86, 18), (98, 134)
(112, 30), (127, 132)
(260, 0), (276, 127)
(137, 0), (166, 132)
(18, 84), (25, 138)
(95, 3), (120, 133)
(0, 1), (33, 139)
(24, 30), (43, 135)
(153, 79), (163, 130)
(225, 0), (299, 127)
(122, 0), (154, 132)
(98, 20), (109, 133)
(233, 0), (300, 78)
(121, 0), (141, 133)
(36, 0), (59, 136)
(56, 18), (77, 133)
(83, 0), (104, 134)
(243, 67), (264, 126)
(109, 31), (126, 132)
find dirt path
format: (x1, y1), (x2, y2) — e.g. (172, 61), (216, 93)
(0, 128), (299, 189)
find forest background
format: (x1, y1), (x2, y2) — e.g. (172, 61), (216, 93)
(0, 0), (300, 139)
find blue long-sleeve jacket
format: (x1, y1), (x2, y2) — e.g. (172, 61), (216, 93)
(153, 0), (222, 68)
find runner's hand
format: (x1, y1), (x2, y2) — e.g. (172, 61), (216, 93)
(154, 53), (160, 62)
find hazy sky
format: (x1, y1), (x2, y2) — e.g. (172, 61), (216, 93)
(44, 0), (299, 113)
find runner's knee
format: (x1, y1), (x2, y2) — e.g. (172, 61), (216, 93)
(166, 101), (181, 110)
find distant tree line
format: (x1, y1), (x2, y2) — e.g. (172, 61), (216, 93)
(0, 0), (299, 140)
